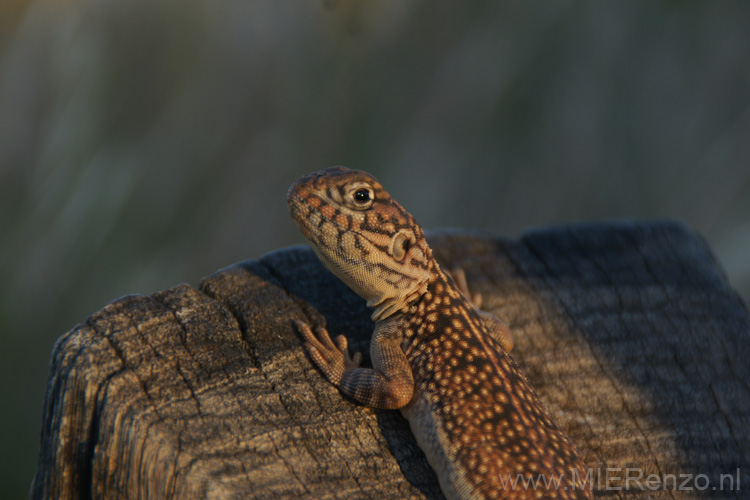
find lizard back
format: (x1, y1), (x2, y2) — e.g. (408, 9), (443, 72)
(401, 270), (590, 499)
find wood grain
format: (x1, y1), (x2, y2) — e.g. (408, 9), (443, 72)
(32, 221), (750, 499)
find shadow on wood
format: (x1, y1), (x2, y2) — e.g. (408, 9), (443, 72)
(31, 222), (750, 499)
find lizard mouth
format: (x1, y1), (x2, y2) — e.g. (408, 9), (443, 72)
(286, 188), (315, 239)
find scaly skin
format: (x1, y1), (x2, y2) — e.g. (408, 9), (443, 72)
(287, 167), (592, 500)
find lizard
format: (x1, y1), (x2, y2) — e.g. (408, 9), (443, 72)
(287, 167), (592, 500)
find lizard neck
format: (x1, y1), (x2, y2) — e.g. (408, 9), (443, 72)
(368, 255), (438, 322)
(399, 265), (480, 346)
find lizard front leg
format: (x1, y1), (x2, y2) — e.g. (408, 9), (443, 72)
(294, 318), (414, 409)
(450, 267), (514, 353)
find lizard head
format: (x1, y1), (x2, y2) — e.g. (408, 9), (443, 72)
(287, 167), (434, 320)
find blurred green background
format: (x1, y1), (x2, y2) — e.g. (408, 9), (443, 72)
(2, 0), (749, 497)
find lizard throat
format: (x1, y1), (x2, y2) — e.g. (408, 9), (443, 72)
(368, 280), (429, 322)
(309, 242), (432, 322)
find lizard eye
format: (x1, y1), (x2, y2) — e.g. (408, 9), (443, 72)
(354, 189), (371, 203)
(345, 183), (375, 209)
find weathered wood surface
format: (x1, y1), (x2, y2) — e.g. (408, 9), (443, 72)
(32, 221), (750, 499)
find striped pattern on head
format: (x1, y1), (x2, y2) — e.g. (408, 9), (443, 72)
(287, 167), (434, 320)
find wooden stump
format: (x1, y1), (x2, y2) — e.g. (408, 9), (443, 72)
(31, 221), (750, 499)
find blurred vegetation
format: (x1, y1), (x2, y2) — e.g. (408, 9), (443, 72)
(1, 0), (749, 497)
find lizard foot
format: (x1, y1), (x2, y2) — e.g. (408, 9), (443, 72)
(294, 319), (362, 386)
(450, 267), (483, 308)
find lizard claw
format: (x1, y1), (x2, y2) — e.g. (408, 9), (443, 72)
(334, 334), (362, 368)
(350, 351), (363, 367)
(293, 319), (361, 385)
